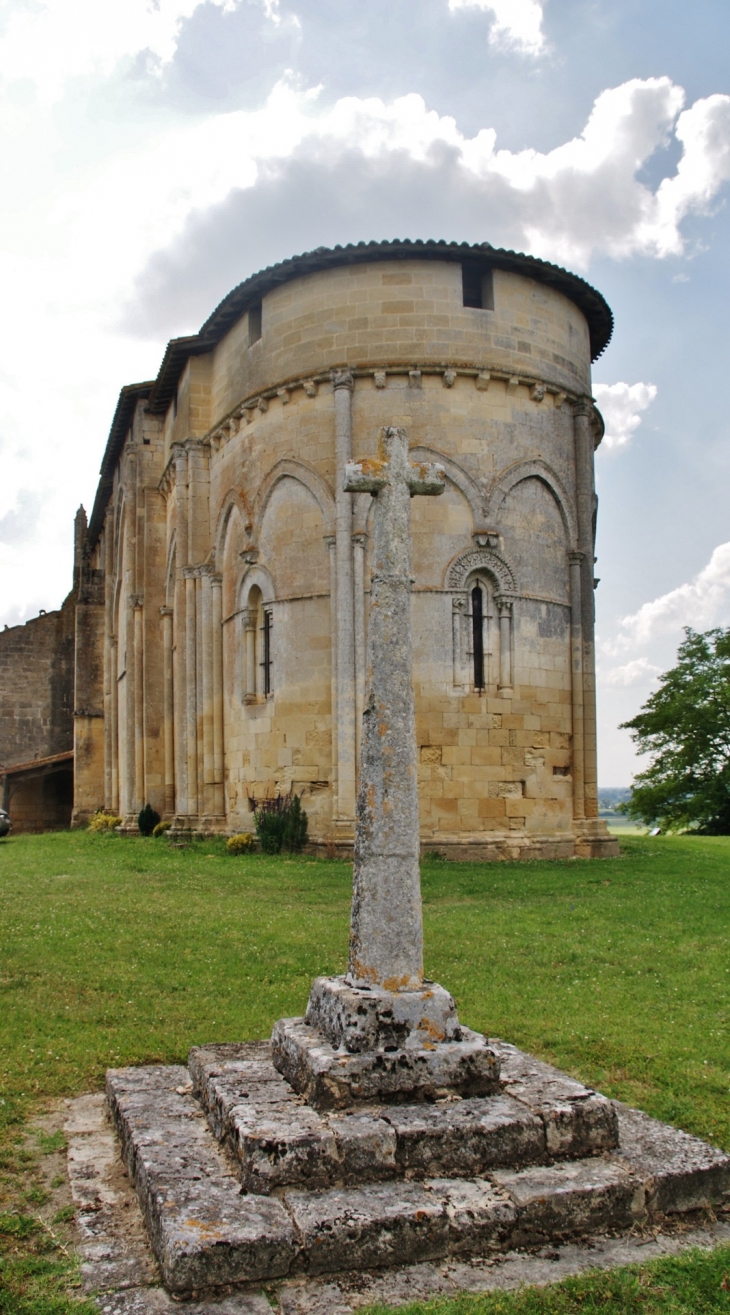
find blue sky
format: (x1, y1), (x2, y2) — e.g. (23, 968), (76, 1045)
(0, 0), (728, 783)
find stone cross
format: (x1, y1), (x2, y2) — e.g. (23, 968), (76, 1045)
(344, 427), (445, 991)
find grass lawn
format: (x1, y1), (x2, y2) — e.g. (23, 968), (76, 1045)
(0, 830), (728, 1313)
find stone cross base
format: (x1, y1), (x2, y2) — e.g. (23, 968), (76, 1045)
(272, 1018), (501, 1111)
(271, 974), (500, 1109)
(306, 975), (462, 1051)
(105, 1040), (730, 1298)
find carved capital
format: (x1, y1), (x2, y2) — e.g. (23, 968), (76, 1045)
(331, 368), (354, 392)
(573, 396), (594, 420)
(568, 551), (585, 566)
(159, 606), (173, 617)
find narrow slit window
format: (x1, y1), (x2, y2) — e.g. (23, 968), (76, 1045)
(461, 261), (494, 311)
(260, 609), (273, 695)
(248, 300), (262, 345)
(471, 585), (485, 691)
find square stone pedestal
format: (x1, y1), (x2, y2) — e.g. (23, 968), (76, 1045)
(105, 1037), (730, 1299)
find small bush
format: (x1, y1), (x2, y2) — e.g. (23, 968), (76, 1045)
(88, 811), (122, 833)
(137, 803), (161, 837)
(227, 832), (256, 855)
(152, 820), (172, 838)
(253, 794), (308, 854)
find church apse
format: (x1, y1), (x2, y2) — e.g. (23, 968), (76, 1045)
(66, 239), (616, 859)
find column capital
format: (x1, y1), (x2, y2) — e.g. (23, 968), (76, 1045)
(242, 607), (257, 630)
(331, 367), (354, 392)
(159, 605), (173, 617)
(573, 396), (594, 420)
(495, 593), (516, 614)
(351, 532), (368, 548)
(129, 594), (144, 611)
(323, 533), (337, 548)
(568, 550), (585, 565)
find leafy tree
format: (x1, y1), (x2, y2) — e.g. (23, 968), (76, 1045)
(619, 627), (730, 833)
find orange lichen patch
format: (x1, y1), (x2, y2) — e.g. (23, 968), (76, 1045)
(350, 957), (379, 984)
(382, 972), (421, 991)
(417, 1017), (447, 1042)
(181, 1218), (228, 1240)
(357, 458), (388, 480)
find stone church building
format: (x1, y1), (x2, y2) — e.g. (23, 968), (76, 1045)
(0, 239), (617, 858)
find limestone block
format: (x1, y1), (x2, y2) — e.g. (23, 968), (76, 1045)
(305, 976), (461, 1053)
(493, 1160), (645, 1241)
(282, 1180), (449, 1275)
(492, 1040), (619, 1156)
(272, 1018), (501, 1110)
(382, 1094), (545, 1176)
(106, 1066), (297, 1293)
(612, 1104), (730, 1214)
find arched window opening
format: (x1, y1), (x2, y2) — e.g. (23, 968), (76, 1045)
(453, 574), (497, 692)
(243, 584), (274, 703)
(260, 606), (273, 696)
(471, 584), (485, 691)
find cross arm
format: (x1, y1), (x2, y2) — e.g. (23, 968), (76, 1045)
(406, 461), (446, 497)
(344, 459), (388, 494)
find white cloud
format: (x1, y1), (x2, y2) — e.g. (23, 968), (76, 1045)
(448, 0), (545, 55)
(614, 542), (730, 649)
(594, 382), (657, 450)
(0, 0), (243, 103)
(600, 657), (662, 687)
(1, 55), (730, 625)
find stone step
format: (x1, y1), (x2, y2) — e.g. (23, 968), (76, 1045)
(108, 1056), (730, 1298)
(106, 1066), (298, 1295)
(189, 1042), (616, 1193)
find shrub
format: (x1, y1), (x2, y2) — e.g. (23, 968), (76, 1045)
(253, 794), (309, 854)
(137, 803), (161, 837)
(227, 832), (256, 855)
(88, 811), (122, 832)
(152, 820), (172, 838)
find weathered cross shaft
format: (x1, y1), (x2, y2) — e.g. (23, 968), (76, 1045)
(344, 426), (445, 990)
(272, 426), (500, 1106)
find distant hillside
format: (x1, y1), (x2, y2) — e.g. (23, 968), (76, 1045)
(598, 787), (632, 813)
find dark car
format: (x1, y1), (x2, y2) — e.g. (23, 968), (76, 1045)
(0, 808), (11, 837)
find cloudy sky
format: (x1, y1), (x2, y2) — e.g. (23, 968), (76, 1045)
(1, 0), (729, 784)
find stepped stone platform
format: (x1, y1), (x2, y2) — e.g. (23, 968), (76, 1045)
(106, 1037), (730, 1298)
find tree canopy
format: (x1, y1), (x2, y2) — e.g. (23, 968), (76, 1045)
(619, 626), (730, 833)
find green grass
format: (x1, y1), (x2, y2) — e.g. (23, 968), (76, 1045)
(0, 830), (729, 1312)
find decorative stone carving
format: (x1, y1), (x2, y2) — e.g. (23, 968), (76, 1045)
(373, 370), (387, 389)
(447, 548), (517, 596)
(277, 388), (291, 405)
(331, 368), (354, 392)
(303, 379), (318, 397)
(408, 369), (421, 388)
(443, 369), (457, 388)
(531, 384), (546, 402)
(476, 371), (491, 390)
